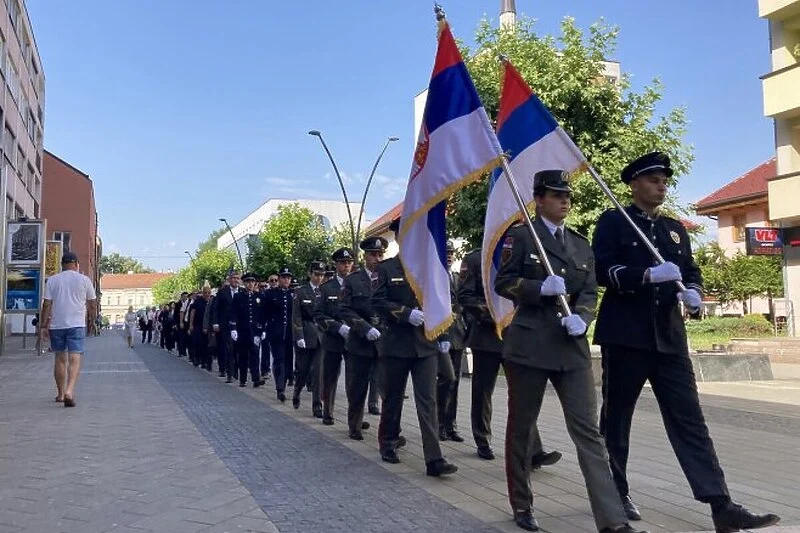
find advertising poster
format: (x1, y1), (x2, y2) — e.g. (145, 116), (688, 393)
(45, 240), (63, 278)
(5, 267), (42, 311)
(6, 221), (43, 265)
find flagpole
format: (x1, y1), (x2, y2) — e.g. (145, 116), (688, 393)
(583, 165), (687, 292)
(499, 157), (572, 316)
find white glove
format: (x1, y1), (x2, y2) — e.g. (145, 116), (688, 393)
(230, 330), (238, 342)
(253, 336), (261, 347)
(438, 341), (451, 354)
(338, 324), (350, 338)
(540, 275), (566, 296)
(678, 289), (702, 313)
(261, 332), (266, 340)
(648, 262), (682, 284)
(366, 328), (381, 341)
(561, 314), (587, 336)
(408, 309), (424, 327)
(296, 339), (306, 349)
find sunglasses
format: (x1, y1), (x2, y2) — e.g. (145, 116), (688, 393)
(268, 278), (278, 283)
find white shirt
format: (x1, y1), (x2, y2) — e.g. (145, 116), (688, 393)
(43, 270), (96, 329)
(540, 216), (565, 238)
(336, 275), (345, 286)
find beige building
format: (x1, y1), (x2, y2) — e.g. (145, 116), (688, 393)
(100, 273), (172, 324)
(0, 0), (45, 221)
(760, 0), (800, 335)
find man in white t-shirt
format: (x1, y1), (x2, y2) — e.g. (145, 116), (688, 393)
(39, 252), (97, 408)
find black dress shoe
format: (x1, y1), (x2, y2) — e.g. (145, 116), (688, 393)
(368, 405), (380, 415)
(439, 427), (449, 441)
(599, 525), (648, 533)
(313, 408), (323, 419)
(292, 397), (300, 409)
(621, 496), (642, 521)
(361, 421), (370, 430)
(349, 430), (364, 441)
(322, 417), (334, 426)
(252, 381), (262, 388)
(531, 450), (562, 470)
(477, 446), (495, 460)
(446, 429), (464, 442)
(277, 391), (286, 403)
(712, 501), (780, 533)
(513, 510), (539, 531)
(425, 458), (458, 477)
(381, 450), (400, 464)
(396, 436), (407, 448)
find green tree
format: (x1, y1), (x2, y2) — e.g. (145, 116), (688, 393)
(448, 17), (692, 248)
(151, 249), (237, 304)
(99, 252), (154, 274)
(247, 204), (333, 280)
(719, 252), (783, 315)
(196, 226), (227, 255)
(695, 242), (727, 299)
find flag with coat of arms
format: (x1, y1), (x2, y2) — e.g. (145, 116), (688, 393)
(398, 15), (504, 340)
(482, 59), (588, 335)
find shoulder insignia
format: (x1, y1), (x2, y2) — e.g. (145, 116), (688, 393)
(670, 230), (680, 244)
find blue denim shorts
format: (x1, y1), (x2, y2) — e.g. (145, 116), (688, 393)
(49, 327), (86, 354)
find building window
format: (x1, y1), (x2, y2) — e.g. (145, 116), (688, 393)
(116, 296), (120, 305)
(128, 298), (133, 306)
(732, 214), (746, 243)
(14, 203), (23, 219)
(5, 194), (12, 220)
(3, 124), (14, 160)
(0, 32), (5, 80)
(6, 0), (19, 31)
(54, 231), (71, 251)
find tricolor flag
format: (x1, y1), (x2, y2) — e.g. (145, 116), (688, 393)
(482, 60), (588, 335)
(399, 20), (503, 340)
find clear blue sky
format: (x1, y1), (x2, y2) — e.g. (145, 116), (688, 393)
(28, 0), (773, 271)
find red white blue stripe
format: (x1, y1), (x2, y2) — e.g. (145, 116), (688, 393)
(482, 61), (587, 333)
(399, 22), (503, 340)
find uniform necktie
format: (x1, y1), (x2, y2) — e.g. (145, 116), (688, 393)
(370, 272), (379, 290)
(554, 227), (565, 247)
(314, 286), (320, 298)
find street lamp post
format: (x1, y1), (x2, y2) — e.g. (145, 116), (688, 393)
(184, 250), (196, 267)
(219, 218), (245, 272)
(355, 136), (399, 246)
(308, 130), (357, 254)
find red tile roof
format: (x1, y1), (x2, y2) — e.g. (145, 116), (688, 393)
(101, 273), (173, 290)
(364, 201), (403, 236)
(694, 158), (775, 213)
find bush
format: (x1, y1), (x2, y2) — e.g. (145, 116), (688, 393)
(685, 314), (772, 338)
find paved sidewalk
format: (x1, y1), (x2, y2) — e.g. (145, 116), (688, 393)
(1, 333), (799, 533)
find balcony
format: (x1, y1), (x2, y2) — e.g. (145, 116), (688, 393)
(762, 63), (800, 119)
(768, 171), (800, 222)
(760, 0), (800, 20)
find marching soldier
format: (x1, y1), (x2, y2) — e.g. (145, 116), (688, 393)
(211, 271), (243, 382)
(339, 238), (384, 440)
(292, 261), (326, 418)
(437, 240), (465, 442)
(373, 219), (457, 477)
(231, 273), (265, 388)
(592, 152), (780, 531)
(263, 267), (294, 402)
(314, 247), (355, 425)
(459, 241), (562, 467)
(496, 170), (641, 533)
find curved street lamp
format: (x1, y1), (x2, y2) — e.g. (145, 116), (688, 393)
(184, 250), (196, 266)
(355, 136), (399, 246)
(219, 217), (245, 272)
(308, 130), (357, 253)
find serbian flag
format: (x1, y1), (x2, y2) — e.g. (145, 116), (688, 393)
(482, 59), (588, 335)
(398, 20), (503, 340)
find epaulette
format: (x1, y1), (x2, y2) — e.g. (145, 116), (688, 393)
(566, 227), (589, 242)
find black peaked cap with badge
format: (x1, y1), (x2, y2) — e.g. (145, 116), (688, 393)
(533, 170), (572, 194)
(309, 261), (327, 273)
(332, 247), (355, 262)
(242, 272), (257, 282)
(278, 267), (292, 277)
(360, 236), (388, 252)
(620, 151), (673, 184)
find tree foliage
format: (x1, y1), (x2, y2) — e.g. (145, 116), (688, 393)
(448, 17), (692, 248)
(247, 204), (333, 281)
(695, 242), (783, 315)
(196, 226), (228, 256)
(100, 252), (153, 274)
(151, 249), (237, 304)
